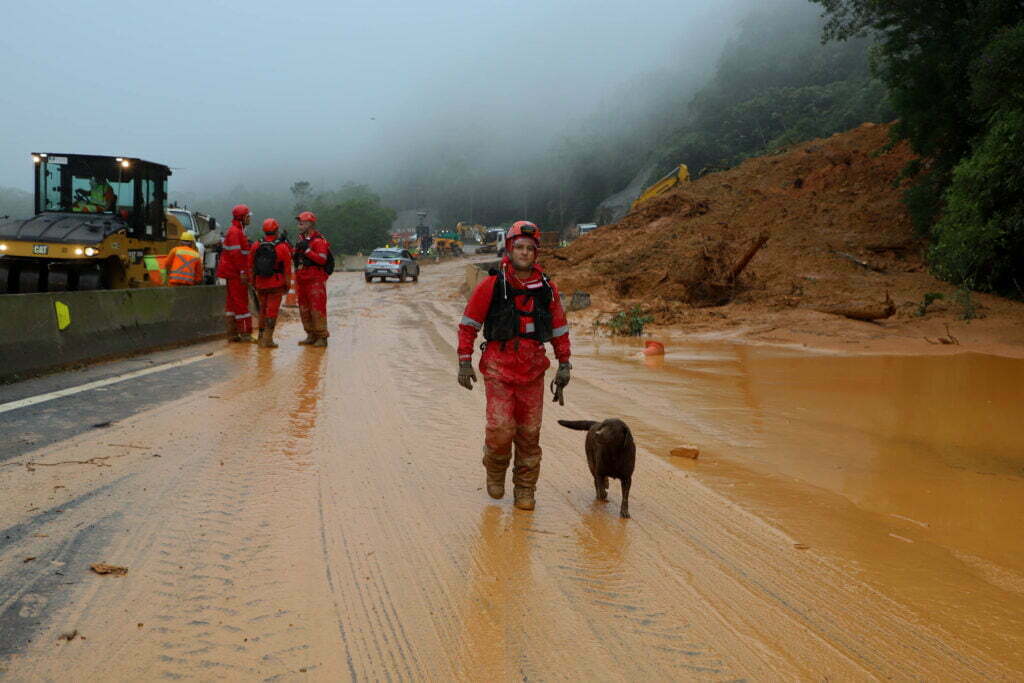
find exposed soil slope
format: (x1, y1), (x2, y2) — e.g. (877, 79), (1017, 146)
(546, 123), (1024, 356)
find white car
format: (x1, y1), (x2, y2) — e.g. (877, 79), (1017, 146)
(364, 248), (420, 283)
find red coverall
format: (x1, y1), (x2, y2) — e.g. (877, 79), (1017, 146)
(458, 259), (571, 496)
(294, 229), (331, 340)
(248, 238), (293, 320)
(216, 220), (251, 335)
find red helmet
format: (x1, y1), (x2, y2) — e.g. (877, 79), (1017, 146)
(506, 220), (540, 247)
(262, 218), (279, 233)
(295, 211), (317, 223)
(231, 204), (251, 220)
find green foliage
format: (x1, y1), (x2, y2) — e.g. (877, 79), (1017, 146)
(312, 183), (396, 254)
(916, 292), (944, 317)
(654, 2), (892, 177)
(597, 306), (653, 337)
(954, 287), (980, 321)
(814, 1), (1024, 295)
(929, 108), (1024, 294)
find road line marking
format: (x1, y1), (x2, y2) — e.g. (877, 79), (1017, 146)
(0, 353), (219, 415)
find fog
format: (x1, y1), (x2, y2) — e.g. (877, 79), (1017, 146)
(0, 0), (764, 202)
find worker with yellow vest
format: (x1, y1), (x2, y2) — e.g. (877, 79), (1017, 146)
(164, 232), (204, 286)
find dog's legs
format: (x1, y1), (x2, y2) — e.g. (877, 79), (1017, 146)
(594, 475), (608, 501)
(619, 476), (631, 518)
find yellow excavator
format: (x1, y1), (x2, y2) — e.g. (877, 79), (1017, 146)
(631, 164), (690, 211)
(0, 153), (190, 293)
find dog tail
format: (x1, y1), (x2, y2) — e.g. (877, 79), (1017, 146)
(557, 420), (597, 431)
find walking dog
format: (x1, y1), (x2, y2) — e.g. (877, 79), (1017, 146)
(558, 419), (635, 518)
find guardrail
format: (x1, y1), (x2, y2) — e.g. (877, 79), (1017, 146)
(0, 285), (225, 382)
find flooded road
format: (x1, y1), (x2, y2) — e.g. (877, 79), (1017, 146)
(1, 258), (1021, 680)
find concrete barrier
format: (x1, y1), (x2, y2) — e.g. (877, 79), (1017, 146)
(0, 285), (226, 382)
(461, 260), (500, 298)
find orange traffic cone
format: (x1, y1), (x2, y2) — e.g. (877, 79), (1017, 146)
(285, 279), (298, 308)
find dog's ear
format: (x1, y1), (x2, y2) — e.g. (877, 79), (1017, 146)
(621, 424), (635, 453)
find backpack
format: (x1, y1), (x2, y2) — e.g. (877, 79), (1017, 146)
(324, 249), (335, 275)
(253, 240), (280, 277)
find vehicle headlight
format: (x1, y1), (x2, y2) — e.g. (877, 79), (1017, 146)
(74, 248), (84, 255)
(0, 244), (7, 251)
(84, 247), (97, 256)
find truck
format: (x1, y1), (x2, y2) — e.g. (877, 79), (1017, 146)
(167, 205), (220, 283)
(0, 153), (191, 293)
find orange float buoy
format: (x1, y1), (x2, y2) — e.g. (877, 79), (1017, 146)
(642, 340), (665, 355)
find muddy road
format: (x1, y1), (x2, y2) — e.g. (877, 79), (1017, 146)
(1, 259), (1021, 680)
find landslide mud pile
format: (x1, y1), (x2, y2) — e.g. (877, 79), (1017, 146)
(546, 123), (927, 323)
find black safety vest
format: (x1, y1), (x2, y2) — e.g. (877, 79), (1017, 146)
(483, 271), (554, 343)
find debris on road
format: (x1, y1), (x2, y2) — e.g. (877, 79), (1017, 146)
(794, 543), (810, 550)
(670, 447), (700, 459)
(89, 563), (128, 577)
(59, 630), (79, 642)
(23, 557), (36, 563)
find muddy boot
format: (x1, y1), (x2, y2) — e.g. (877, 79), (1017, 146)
(311, 312), (328, 347)
(256, 327), (265, 346)
(261, 318), (279, 348)
(225, 317), (242, 342)
(298, 309), (316, 345)
(513, 486), (535, 511)
(482, 447), (511, 499)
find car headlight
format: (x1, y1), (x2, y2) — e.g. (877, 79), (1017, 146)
(0, 244), (7, 251)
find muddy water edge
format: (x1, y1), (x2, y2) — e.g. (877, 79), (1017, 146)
(576, 336), (1024, 669)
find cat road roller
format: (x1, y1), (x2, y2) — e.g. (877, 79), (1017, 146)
(0, 153), (193, 293)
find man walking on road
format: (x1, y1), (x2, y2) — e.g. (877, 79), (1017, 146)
(457, 221), (572, 511)
(163, 231), (203, 286)
(293, 211), (332, 347)
(250, 218), (293, 348)
(217, 204), (254, 342)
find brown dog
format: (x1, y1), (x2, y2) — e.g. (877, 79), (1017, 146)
(558, 419), (635, 518)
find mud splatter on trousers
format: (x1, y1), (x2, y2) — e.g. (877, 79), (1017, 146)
(482, 374), (544, 491)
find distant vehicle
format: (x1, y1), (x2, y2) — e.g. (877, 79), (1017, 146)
(476, 228), (506, 255)
(577, 222), (597, 236)
(364, 248), (420, 283)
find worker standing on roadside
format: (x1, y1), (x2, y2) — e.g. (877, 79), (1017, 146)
(164, 231), (203, 286)
(293, 211), (332, 347)
(457, 221), (572, 512)
(217, 204), (253, 342)
(249, 218), (293, 348)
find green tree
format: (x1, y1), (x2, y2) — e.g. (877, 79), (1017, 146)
(312, 183), (397, 254)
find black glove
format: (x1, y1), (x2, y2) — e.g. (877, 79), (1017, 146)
(293, 239), (309, 267)
(458, 360), (477, 390)
(550, 362), (571, 405)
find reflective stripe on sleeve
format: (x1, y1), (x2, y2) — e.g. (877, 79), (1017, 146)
(222, 244), (241, 251)
(235, 313), (252, 320)
(552, 325), (569, 337)
(311, 251), (327, 259)
(460, 316), (482, 329)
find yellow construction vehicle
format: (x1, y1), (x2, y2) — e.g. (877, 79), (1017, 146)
(0, 153), (188, 293)
(631, 164), (690, 211)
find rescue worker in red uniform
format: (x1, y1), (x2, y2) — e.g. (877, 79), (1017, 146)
(164, 231), (203, 286)
(293, 211), (332, 347)
(457, 221), (572, 511)
(216, 204), (253, 342)
(249, 218), (293, 349)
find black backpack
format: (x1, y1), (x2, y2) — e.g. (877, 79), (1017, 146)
(324, 249), (335, 275)
(253, 240), (280, 277)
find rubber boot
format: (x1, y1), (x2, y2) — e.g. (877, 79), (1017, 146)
(261, 318), (279, 348)
(226, 316), (242, 342)
(513, 486), (535, 511)
(298, 309), (316, 345)
(482, 446), (510, 499)
(256, 327), (265, 346)
(311, 312), (328, 347)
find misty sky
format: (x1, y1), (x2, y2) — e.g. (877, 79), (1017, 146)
(2, 0), (764, 195)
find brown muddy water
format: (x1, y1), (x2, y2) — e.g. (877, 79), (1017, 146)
(580, 336), (1024, 668)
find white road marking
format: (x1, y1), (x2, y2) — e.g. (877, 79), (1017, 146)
(0, 353), (218, 415)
